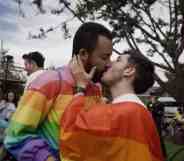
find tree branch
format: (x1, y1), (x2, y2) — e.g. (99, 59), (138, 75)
(146, 8), (167, 40)
(128, 31), (172, 72)
(152, 61), (171, 72)
(112, 48), (121, 55)
(175, 18), (184, 62)
(128, 32), (143, 54)
(168, 0), (173, 34)
(145, 38), (175, 72)
(137, 4), (167, 40)
(174, 0), (178, 42)
(154, 73), (170, 94)
(60, 0), (85, 23)
(135, 24), (165, 46)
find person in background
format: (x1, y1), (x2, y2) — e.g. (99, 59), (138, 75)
(0, 88), (6, 113)
(4, 22), (112, 161)
(0, 88), (8, 128)
(22, 51), (45, 89)
(60, 50), (165, 161)
(4, 91), (16, 121)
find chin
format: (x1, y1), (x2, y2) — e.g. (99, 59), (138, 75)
(101, 76), (110, 86)
(103, 81), (113, 87)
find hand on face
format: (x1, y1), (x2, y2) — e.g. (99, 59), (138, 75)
(69, 55), (96, 87)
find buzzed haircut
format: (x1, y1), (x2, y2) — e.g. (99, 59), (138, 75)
(72, 22), (112, 57)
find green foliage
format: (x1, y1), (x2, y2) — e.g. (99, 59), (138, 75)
(15, 0), (184, 101)
(72, 0), (184, 101)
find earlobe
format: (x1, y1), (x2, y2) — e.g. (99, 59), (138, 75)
(124, 66), (135, 77)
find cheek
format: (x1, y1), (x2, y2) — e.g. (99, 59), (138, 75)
(25, 64), (32, 70)
(87, 58), (101, 70)
(102, 70), (118, 84)
(94, 59), (106, 70)
(110, 67), (123, 78)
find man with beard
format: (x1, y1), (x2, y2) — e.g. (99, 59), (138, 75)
(4, 22), (112, 161)
(22, 51), (45, 89)
(60, 50), (165, 161)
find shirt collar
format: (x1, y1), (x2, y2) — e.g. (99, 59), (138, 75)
(112, 93), (146, 108)
(28, 69), (44, 80)
(25, 69), (45, 88)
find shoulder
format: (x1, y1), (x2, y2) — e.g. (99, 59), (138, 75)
(26, 69), (62, 98)
(26, 66), (75, 97)
(112, 102), (152, 118)
(28, 70), (58, 88)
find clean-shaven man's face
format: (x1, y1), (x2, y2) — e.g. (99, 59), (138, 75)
(101, 54), (132, 86)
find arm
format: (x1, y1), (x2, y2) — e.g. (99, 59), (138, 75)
(4, 72), (59, 161)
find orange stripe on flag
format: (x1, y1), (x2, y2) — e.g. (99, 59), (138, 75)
(60, 96), (164, 161)
(60, 131), (162, 161)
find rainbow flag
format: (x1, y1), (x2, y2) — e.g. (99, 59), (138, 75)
(60, 96), (165, 161)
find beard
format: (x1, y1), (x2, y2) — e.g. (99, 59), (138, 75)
(85, 64), (104, 83)
(92, 70), (104, 83)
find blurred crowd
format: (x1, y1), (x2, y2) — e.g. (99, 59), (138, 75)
(0, 89), (16, 128)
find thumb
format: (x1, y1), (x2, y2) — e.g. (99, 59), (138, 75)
(88, 66), (96, 79)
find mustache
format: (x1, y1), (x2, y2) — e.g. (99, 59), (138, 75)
(92, 65), (111, 83)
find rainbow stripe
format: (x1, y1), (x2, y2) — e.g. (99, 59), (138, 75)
(4, 67), (102, 161)
(60, 96), (164, 161)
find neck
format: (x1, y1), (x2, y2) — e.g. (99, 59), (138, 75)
(33, 67), (43, 73)
(110, 80), (135, 99)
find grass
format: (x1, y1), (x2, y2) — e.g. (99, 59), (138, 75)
(165, 140), (184, 161)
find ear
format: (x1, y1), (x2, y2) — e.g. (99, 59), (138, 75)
(78, 48), (89, 63)
(123, 65), (136, 77)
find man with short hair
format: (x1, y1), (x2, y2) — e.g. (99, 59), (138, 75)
(60, 50), (165, 161)
(23, 51), (45, 75)
(4, 22), (112, 161)
(22, 51), (45, 89)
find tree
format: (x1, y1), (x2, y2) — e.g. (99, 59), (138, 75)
(15, 0), (184, 101)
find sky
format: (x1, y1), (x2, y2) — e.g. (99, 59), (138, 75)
(0, 0), (84, 68)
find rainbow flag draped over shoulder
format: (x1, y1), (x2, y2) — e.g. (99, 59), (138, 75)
(60, 95), (165, 161)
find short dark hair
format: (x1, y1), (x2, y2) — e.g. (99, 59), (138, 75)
(72, 22), (112, 57)
(0, 87), (3, 99)
(124, 50), (155, 94)
(22, 51), (45, 67)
